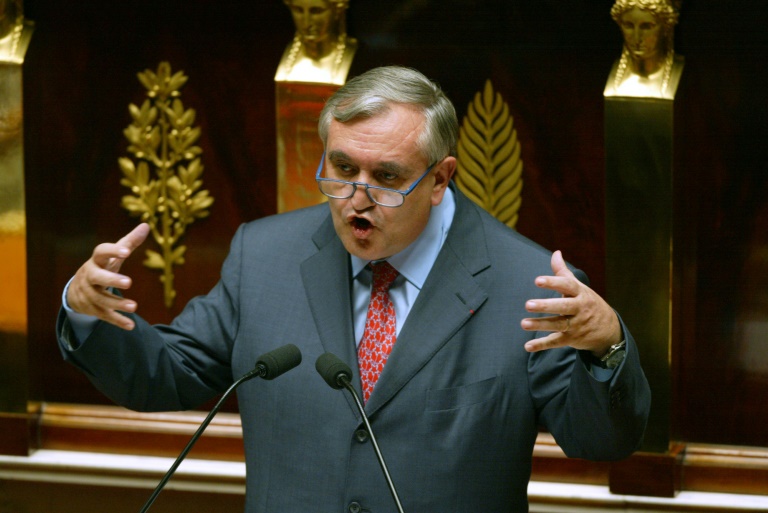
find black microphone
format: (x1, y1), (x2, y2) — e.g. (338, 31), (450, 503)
(139, 344), (302, 513)
(315, 352), (405, 513)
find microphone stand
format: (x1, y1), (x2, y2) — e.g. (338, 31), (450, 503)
(139, 344), (302, 512)
(316, 352), (404, 513)
(139, 369), (258, 513)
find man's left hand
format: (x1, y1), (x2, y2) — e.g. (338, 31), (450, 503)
(521, 250), (622, 357)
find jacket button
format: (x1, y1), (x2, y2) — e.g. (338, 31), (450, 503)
(354, 429), (369, 443)
(348, 501), (362, 513)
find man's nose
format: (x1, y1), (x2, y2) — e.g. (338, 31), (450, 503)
(350, 184), (375, 209)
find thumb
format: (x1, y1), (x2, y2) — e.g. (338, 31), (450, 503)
(550, 250), (572, 278)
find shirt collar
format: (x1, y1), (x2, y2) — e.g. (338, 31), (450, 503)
(350, 186), (455, 289)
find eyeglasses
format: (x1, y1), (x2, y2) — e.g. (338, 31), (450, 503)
(315, 152), (435, 208)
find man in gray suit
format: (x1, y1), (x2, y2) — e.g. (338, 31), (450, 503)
(59, 66), (650, 512)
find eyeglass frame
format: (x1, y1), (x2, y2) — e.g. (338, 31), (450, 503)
(315, 151), (436, 208)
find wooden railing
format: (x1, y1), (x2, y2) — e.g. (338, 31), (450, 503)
(26, 402), (768, 497)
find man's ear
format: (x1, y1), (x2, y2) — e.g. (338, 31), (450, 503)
(431, 156), (456, 206)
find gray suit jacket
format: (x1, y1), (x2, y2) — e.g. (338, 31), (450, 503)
(58, 186), (650, 512)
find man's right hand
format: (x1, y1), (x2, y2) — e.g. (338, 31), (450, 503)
(66, 223), (150, 331)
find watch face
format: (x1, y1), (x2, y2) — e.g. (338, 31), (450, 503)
(605, 349), (626, 369)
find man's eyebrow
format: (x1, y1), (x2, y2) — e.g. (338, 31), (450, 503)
(328, 150), (352, 162)
(327, 150), (409, 175)
(378, 161), (408, 175)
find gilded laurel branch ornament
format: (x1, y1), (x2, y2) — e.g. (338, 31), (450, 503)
(119, 62), (214, 308)
(455, 80), (523, 229)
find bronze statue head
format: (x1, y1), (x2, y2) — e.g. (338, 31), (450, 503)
(610, 0), (679, 61)
(276, 0), (356, 84)
(605, 0), (684, 98)
(283, 0), (349, 55)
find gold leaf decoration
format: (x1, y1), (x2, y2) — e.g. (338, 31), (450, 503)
(120, 62), (213, 308)
(455, 80), (523, 229)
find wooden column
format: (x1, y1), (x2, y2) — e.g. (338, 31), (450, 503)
(604, 95), (682, 496)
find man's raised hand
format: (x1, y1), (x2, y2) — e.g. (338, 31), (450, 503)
(66, 223), (150, 331)
(521, 250), (622, 357)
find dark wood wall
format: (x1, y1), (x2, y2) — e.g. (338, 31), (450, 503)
(23, 0), (768, 449)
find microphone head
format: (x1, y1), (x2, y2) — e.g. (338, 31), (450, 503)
(315, 353), (352, 390)
(256, 344), (302, 380)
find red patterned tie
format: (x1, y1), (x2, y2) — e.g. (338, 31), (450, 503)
(358, 262), (399, 404)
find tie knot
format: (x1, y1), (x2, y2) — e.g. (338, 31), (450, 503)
(371, 261), (399, 292)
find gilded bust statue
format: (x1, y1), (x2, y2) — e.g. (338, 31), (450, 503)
(275, 0), (357, 85)
(605, 0), (684, 99)
(0, 0), (32, 63)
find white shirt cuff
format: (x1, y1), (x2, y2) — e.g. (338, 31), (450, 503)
(62, 277), (99, 343)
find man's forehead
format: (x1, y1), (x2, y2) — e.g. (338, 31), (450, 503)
(324, 105), (427, 164)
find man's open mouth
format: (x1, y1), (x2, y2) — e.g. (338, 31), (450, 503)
(353, 217), (371, 230)
(351, 217), (374, 238)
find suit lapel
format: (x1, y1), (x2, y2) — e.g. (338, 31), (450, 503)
(300, 213), (363, 405)
(365, 189), (491, 414)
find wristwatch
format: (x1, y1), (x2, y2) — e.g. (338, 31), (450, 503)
(594, 339), (626, 369)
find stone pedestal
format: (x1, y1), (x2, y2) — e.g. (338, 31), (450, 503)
(275, 81), (339, 213)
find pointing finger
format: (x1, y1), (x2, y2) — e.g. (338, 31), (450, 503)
(116, 223), (151, 251)
(92, 224), (150, 271)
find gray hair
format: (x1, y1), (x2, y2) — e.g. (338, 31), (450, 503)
(318, 66), (459, 163)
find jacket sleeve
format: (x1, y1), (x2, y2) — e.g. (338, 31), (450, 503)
(529, 313), (651, 461)
(55, 224), (248, 412)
